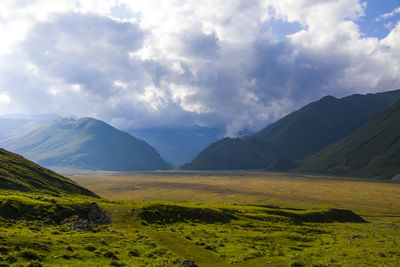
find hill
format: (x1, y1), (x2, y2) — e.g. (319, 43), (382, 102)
(182, 89), (400, 170)
(127, 126), (224, 167)
(297, 99), (400, 179)
(1, 117), (171, 171)
(0, 148), (96, 196)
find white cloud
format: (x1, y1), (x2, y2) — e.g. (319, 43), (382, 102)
(113, 80), (128, 89)
(0, 0), (400, 134)
(71, 84), (81, 92)
(376, 6), (400, 22)
(0, 92), (11, 103)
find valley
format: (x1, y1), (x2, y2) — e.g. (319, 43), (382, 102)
(70, 171), (400, 216)
(2, 1), (400, 266)
(0, 171), (399, 266)
(1, 90), (400, 266)
(1, 150), (400, 266)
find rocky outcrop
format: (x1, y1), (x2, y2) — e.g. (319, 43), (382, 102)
(87, 202), (111, 224)
(327, 162), (350, 172)
(60, 202), (111, 230)
(391, 174), (400, 181)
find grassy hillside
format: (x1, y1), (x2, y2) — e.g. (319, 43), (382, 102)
(1, 117), (171, 171)
(0, 148), (96, 196)
(182, 90), (400, 170)
(297, 99), (400, 179)
(181, 137), (291, 170)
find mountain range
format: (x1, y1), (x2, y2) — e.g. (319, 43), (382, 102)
(1, 89), (399, 179)
(297, 98), (400, 180)
(182, 89), (400, 173)
(1, 117), (171, 171)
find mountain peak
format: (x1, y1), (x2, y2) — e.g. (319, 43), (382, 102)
(1, 117), (171, 171)
(320, 95), (337, 101)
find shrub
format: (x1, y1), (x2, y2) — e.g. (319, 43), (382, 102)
(128, 249), (140, 257)
(20, 250), (42, 261)
(103, 251), (119, 260)
(6, 255), (17, 264)
(84, 245), (96, 252)
(110, 261), (126, 267)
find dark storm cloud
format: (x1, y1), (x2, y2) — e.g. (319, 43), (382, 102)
(249, 38), (352, 103)
(180, 30), (220, 59)
(21, 12), (146, 97)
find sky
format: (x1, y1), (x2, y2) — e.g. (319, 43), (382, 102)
(0, 0), (400, 136)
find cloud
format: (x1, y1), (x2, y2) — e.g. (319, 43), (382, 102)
(375, 6), (400, 22)
(0, 92), (11, 103)
(0, 0), (400, 136)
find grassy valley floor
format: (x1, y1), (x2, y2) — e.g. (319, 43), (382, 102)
(71, 171), (400, 216)
(0, 171), (399, 266)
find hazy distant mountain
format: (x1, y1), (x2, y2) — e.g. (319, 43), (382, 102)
(0, 148), (96, 196)
(0, 114), (60, 139)
(1, 117), (171, 171)
(127, 126), (224, 167)
(182, 89), (400, 170)
(297, 98), (400, 179)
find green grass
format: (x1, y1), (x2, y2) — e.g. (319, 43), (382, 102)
(0, 192), (399, 266)
(0, 171), (400, 266)
(71, 171), (400, 216)
(0, 148), (96, 197)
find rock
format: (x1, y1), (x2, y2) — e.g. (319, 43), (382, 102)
(391, 174), (400, 181)
(60, 215), (79, 225)
(72, 219), (95, 231)
(61, 216), (94, 231)
(181, 260), (198, 267)
(59, 202), (111, 230)
(327, 162), (350, 172)
(88, 202), (111, 225)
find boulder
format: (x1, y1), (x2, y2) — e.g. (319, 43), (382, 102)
(88, 202), (111, 225)
(391, 174), (400, 181)
(60, 202), (111, 230)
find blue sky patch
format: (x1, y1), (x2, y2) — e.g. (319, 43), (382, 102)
(358, 0), (400, 39)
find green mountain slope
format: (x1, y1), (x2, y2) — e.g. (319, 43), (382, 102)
(297, 99), (400, 179)
(182, 89), (400, 170)
(0, 148), (96, 196)
(1, 117), (171, 171)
